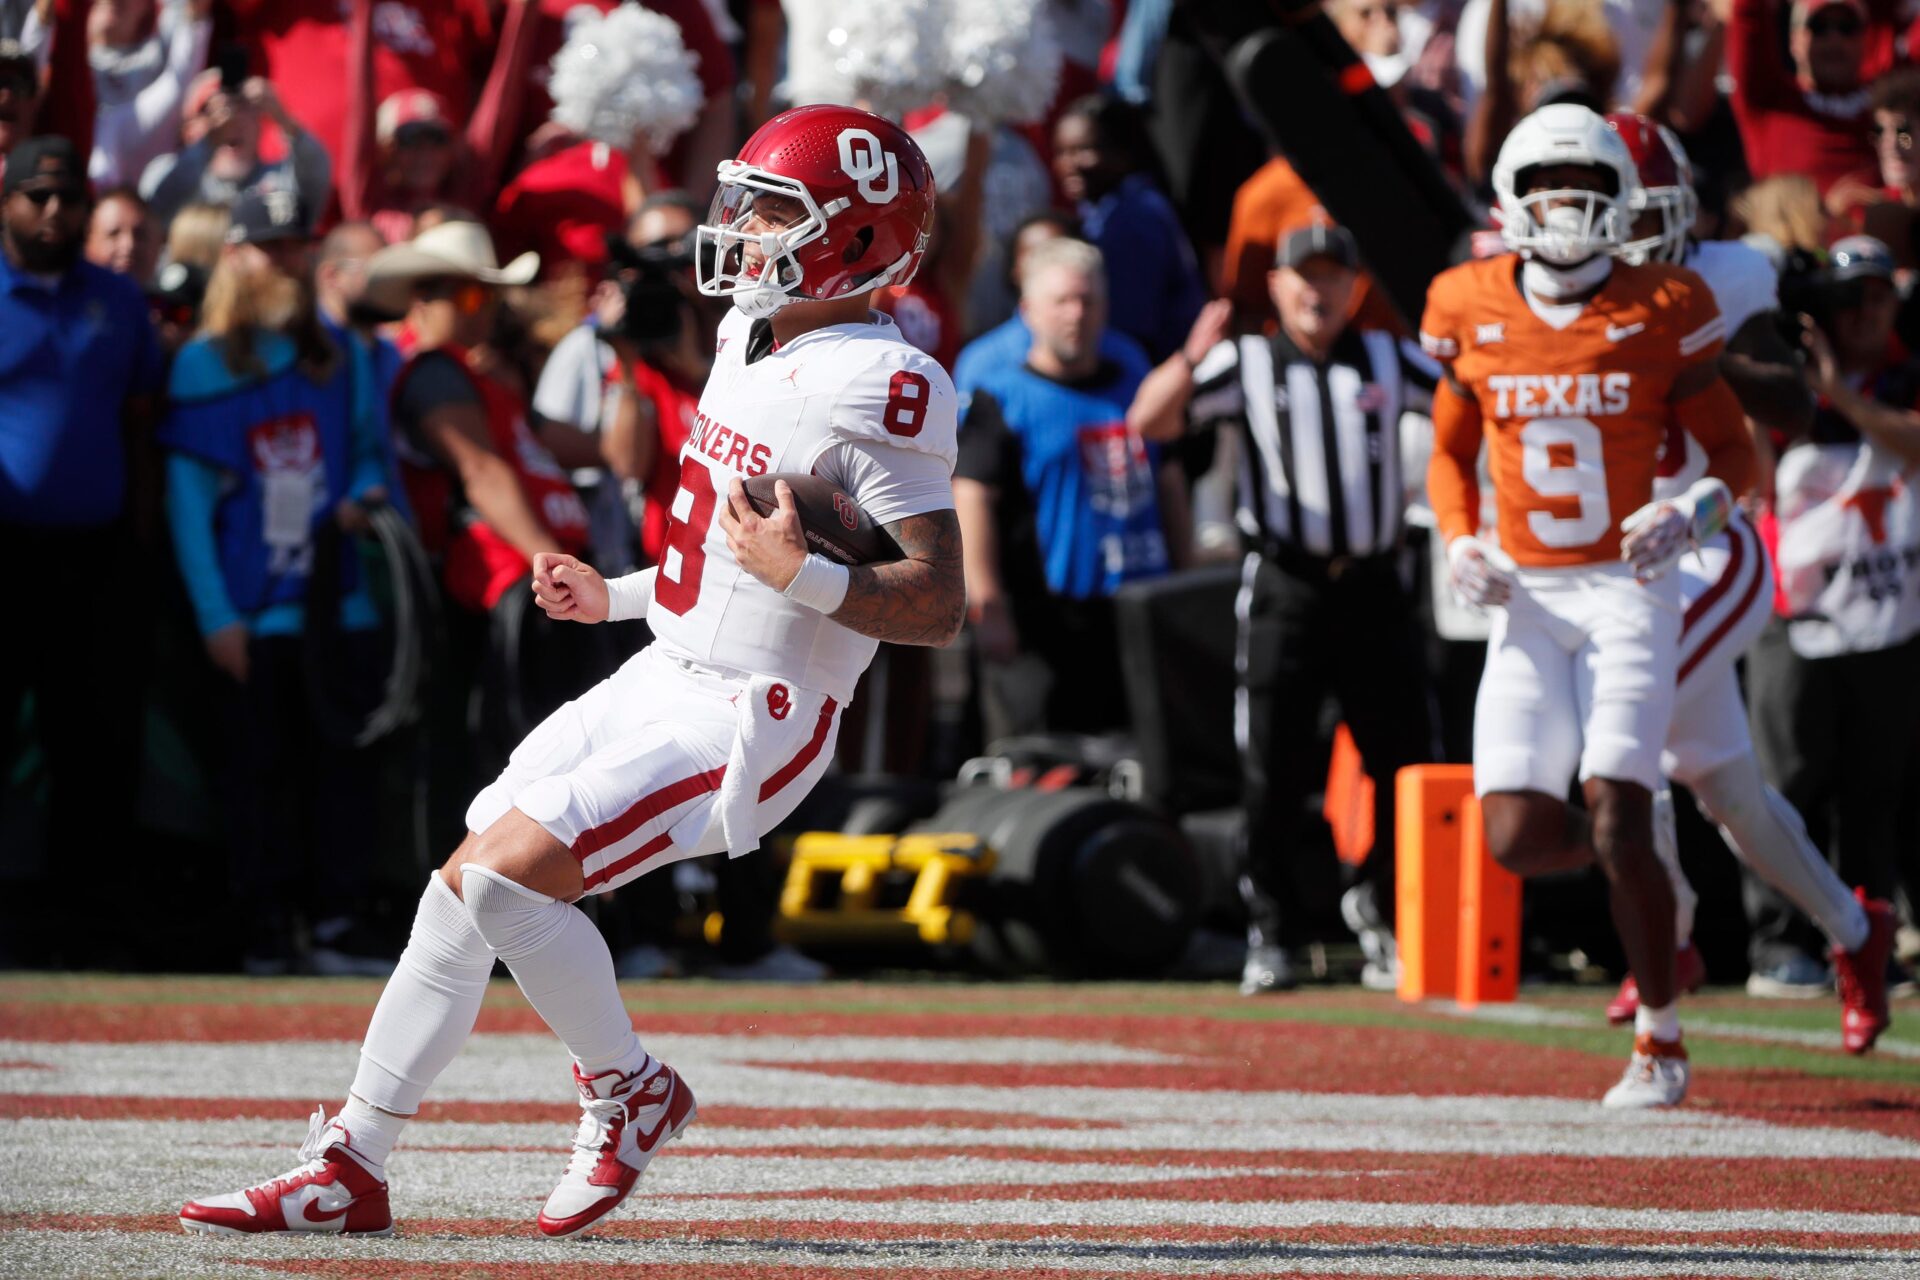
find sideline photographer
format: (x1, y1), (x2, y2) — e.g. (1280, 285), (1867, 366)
(531, 191), (706, 573)
(1746, 235), (1920, 989)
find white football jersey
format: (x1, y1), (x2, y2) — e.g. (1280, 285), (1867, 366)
(646, 308), (959, 701)
(1653, 238), (1780, 500)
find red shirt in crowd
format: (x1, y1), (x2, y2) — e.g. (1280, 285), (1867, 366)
(609, 356), (699, 564)
(226, 0), (494, 174)
(876, 280), (961, 373)
(1727, 0), (1877, 193)
(393, 336), (590, 611)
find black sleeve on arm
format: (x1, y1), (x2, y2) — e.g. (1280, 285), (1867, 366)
(395, 352), (482, 430)
(956, 390), (1018, 487)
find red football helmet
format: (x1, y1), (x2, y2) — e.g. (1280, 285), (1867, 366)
(1604, 111), (1697, 266)
(696, 104), (937, 317)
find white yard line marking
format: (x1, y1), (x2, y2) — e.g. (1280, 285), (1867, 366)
(6, 1036), (1917, 1165)
(2, 1229), (1917, 1280)
(4, 1114), (1917, 1219)
(1427, 1002), (1920, 1060)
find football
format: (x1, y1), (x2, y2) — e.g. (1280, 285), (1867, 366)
(741, 472), (902, 567)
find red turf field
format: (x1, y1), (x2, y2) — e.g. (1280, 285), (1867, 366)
(1, 976), (1916, 1278)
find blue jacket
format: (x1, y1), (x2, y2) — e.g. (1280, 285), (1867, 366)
(0, 253), (164, 526)
(1079, 174), (1207, 362)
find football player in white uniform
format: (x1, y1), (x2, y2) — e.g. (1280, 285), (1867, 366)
(181, 105), (967, 1240)
(1602, 114), (1894, 1055)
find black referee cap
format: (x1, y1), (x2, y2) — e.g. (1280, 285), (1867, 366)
(1276, 223), (1358, 271)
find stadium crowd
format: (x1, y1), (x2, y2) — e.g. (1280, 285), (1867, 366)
(1, 0), (1917, 1014)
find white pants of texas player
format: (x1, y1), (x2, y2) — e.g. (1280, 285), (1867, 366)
(467, 643), (842, 891)
(1473, 562), (1680, 798)
(1658, 515), (1866, 950)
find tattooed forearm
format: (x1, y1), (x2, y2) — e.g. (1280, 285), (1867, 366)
(830, 508), (967, 646)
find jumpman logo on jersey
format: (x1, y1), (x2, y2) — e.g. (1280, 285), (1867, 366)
(780, 366), (803, 388)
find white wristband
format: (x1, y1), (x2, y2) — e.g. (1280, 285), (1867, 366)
(605, 567), (657, 621)
(782, 552), (851, 615)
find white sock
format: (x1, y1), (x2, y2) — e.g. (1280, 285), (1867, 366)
(461, 864), (649, 1077)
(1652, 787), (1697, 942)
(344, 874), (495, 1168)
(336, 1096), (403, 1175)
(1636, 1001), (1680, 1044)
(1690, 756), (1870, 953)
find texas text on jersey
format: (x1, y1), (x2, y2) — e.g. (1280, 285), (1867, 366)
(1420, 255), (1739, 567)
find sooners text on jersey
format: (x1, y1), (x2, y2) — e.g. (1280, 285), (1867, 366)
(644, 308), (958, 701)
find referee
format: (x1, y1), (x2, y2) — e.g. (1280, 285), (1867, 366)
(1135, 223), (1439, 995)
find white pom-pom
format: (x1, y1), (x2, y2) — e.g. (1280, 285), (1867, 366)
(549, 3), (704, 153)
(813, 1), (948, 121)
(942, 0), (1062, 125)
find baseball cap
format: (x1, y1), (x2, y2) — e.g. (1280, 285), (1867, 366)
(1827, 235), (1895, 282)
(377, 90), (452, 146)
(0, 39), (33, 84)
(1276, 223), (1359, 270)
(1791, 0), (1866, 27)
(226, 189), (311, 245)
(3, 135), (85, 198)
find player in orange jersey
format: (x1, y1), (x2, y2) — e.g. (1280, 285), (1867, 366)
(1422, 105), (1755, 1109)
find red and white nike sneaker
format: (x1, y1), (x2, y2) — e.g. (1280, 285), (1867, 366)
(1601, 1034), (1690, 1109)
(538, 1058), (697, 1239)
(1834, 888), (1896, 1055)
(179, 1107), (391, 1236)
(1605, 941), (1708, 1025)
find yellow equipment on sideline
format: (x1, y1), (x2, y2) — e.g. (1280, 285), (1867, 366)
(769, 832), (995, 948)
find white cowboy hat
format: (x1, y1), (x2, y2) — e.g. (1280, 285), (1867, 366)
(364, 220), (539, 314)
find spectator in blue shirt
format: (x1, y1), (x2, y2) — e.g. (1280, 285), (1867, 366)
(0, 136), (165, 962)
(1053, 94), (1208, 363)
(955, 237), (1188, 737)
(953, 210), (1151, 400)
(160, 190), (394, 975)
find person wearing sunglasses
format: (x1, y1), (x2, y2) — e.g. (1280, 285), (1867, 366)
(0, 135), (167, 965)
(367, 220), (589, 620)
(1729, 0), (1878, 195)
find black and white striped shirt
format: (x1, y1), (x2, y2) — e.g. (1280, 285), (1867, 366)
(1190, 329), (1438, 560)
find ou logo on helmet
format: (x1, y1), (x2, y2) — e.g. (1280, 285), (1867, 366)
(837, 128), (898, 204)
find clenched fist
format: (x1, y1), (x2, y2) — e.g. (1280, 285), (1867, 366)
(531, 552), (610, 623)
